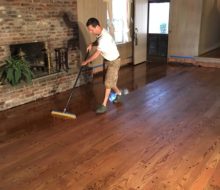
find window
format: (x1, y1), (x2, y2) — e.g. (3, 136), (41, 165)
(107, 0), (132, 43)
(149, 2), (170, 34)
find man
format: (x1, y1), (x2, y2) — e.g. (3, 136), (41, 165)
(82, 17), (122, 114)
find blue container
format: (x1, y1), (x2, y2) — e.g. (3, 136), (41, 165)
(109, 92), (117, 102)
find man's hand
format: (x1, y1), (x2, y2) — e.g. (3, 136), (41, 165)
(87, 44), (93, 52)
(81, 60), (88, 66)
(81, 50), (101, 67)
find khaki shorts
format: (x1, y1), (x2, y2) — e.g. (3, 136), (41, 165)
(104, 58), (121, 88)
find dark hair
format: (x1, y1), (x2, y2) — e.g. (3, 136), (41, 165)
(86, 18), (100, 27)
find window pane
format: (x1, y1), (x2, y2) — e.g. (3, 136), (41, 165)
(149, 2), (170, 34)
(107, 0), (131, 43)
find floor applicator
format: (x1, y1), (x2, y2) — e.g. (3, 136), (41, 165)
(51, 51), (90, 119)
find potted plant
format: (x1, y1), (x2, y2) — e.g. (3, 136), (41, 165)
(0, 56), (34, 86)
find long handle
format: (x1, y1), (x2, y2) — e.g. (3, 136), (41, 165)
(63, 51), (90, 112)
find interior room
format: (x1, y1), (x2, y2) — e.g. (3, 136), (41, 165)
(0, 0), (220, 189)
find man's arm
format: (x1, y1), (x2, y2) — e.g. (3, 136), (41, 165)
(92, 39), (98, 46)
(87, 39), (98, 52)
(82, 50), (101, 66)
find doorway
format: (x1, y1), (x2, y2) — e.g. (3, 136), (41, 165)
(199, 0), (220, 59)
(147, 0), (170, 63)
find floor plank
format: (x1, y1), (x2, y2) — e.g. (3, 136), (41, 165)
(0, 63), (220, 190)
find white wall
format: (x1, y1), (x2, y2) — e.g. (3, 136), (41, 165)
(168, 0), (203, 57)
(77, 0), (106, 66)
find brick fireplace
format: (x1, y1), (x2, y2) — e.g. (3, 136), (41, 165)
(0, 0), (82, 111)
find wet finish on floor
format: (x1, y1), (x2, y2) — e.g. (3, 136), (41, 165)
(0, 62), (220, 189)
(0, 62), (167, 139)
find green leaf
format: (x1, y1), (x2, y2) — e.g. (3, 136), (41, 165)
(22, 71), (32, 83)
(14, 68), (21, 84)
(1, 56), (33, 86)
(6, 67), (13, 82)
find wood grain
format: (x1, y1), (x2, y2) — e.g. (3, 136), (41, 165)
(0, 64), (220, 190)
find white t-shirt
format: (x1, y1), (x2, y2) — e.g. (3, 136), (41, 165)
(97, 28), (120, 61)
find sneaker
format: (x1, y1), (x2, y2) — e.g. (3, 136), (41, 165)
(113, 94), (122, 104)
(96, 105), (107, 114)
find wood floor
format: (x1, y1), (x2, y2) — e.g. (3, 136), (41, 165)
(0, 63), (220, 190)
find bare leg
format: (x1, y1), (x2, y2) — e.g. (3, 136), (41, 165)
(102, 87), (111, 106)
(112, 86), (121, 95)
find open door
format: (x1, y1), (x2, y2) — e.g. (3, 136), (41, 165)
(133, 0), (148, 65)
(147, 0), (170, 63)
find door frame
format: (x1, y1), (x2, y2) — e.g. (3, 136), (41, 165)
(132, 0), (148, 65)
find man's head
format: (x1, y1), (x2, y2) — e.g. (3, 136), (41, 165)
(86, 18), (102, 35)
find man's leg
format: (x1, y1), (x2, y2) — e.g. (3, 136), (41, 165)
(102, 87), (111, 106)
(96, 58), (120, 114)
(96, 87), (110, 114)
(112, 86), (121, 95)
(112, 85), (123, 103)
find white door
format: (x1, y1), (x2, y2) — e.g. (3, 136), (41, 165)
(133, 0), (148, 65)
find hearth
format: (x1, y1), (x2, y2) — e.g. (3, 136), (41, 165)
(10, 42), (51, 78)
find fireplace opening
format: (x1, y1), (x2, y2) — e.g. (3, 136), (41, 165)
(10, 42), (51, 78)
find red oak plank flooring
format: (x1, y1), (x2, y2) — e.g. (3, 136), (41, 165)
(0, 63), (220, 190)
